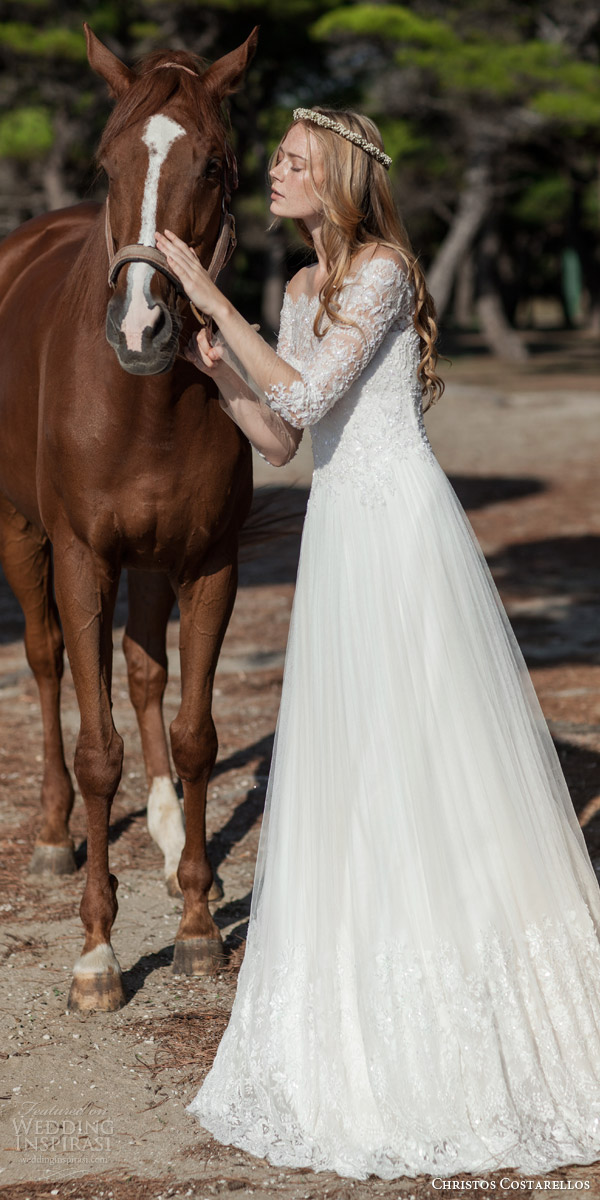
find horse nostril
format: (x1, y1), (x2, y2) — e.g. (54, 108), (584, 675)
(152, 306), (166, 338)
(148, 304), (176, 350)
(147, 303), (162, 332)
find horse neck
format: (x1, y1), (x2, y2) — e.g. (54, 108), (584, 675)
(66, 205), (114, 324)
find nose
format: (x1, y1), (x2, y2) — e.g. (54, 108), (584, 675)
(105, 264), (181, 375)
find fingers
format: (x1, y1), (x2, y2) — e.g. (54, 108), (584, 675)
(183, 329), (222, 372)
(196, 326), (212, 351)
(183, 338), (214, 372)
(196, 328), (222, 364)
(155, 229), (216, 312)
(156, 229), (193, 258)
(193, 331), (214, 367)
(156, 230), (198, 267)
(155, 231), (197, 279)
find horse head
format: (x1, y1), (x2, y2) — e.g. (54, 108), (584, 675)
(85, 23), (258, 376)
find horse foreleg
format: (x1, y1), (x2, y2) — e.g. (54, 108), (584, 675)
(0, 495), (76, 873)
(52, 534), (125, 1011)
(170, 545), (238, 975)
(123, 568), (187, 896)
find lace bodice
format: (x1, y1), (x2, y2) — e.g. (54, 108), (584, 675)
(267, 254), (434, 504)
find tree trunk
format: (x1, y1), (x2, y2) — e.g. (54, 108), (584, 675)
(475, 224), (528, 361)
(41, 112), (77, 212)
(427, 151), (493, 319)
(453, 251), (475, 326)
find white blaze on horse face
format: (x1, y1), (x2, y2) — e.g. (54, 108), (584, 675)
(121, 114), (186, 353)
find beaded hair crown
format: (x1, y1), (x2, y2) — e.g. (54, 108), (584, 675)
(292, 108), (392, 169)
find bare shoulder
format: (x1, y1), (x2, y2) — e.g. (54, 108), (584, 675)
(350, 243), (409, 278)
(286, 264), (318, 302)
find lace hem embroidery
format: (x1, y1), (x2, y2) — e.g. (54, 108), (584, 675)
(187, 910), (600, 1180)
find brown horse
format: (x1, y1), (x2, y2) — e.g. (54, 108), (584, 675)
(0, 24), (258, 1010)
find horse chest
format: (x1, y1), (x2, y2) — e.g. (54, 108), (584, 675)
(38, 417), (247, 567)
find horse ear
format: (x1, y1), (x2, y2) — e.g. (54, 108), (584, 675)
(83, 22), (135, 99)
(202, 27), (259, 101)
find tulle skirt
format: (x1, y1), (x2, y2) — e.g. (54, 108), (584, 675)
(186, 449), (600, 1180)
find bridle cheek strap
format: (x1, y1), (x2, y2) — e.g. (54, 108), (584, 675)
(189, 211), (237, 328)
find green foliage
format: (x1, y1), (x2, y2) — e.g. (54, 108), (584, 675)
(72, 90), (96, 115)
(82, 4), (124, 35)
(375, 117), (430, 165)
(511, 176), (570, 226)
(257, 105), (296, 155)
(0, 106), (54, 158)
(0, 0), (597, 324)
(129, 21), (162, 40)
(0, 21), (86, 59)
(313, 5), (452, 49)
(312, 4), (600, 129)
(532, 90), (600, 133)
(401, 40), (567, 100)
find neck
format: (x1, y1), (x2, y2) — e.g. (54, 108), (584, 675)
(303, 212), (328, 277)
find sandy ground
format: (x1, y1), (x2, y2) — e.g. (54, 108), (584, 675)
(1, 331), (600, 1200)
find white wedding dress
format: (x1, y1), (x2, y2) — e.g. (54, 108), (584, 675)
(186, 252), (600, 1180)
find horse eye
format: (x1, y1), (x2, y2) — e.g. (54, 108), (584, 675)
(203, 158), (222, 181)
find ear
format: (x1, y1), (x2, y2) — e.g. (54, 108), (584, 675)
(84, 22), (134, 99)
(202, 26), (259, 101)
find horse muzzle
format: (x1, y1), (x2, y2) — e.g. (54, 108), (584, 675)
(106, 265), (182, 376)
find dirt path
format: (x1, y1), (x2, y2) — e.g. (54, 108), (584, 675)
(1, 333), (600, 1199)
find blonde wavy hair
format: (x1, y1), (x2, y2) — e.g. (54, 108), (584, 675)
(272, 108), (444, 410)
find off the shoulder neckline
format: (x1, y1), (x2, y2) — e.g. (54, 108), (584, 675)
(283, 255), (408, 309)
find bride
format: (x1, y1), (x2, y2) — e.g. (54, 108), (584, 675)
(156, 108), (600, 1181)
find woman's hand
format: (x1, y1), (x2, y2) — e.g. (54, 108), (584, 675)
(155, 229), (226, 320)
(183, 327), (224, 374)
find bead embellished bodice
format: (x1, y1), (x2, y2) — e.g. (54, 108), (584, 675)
(266, 254), (434, 505)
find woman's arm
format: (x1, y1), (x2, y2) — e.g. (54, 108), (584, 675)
(156, 229), (303, 396)
(185, 330), (302, 468)
(156, 231), (411, 429)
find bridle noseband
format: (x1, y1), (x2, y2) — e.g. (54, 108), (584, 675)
(104, 61), (238, 326)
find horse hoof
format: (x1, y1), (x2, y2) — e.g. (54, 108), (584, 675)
(172, 936), (226, 975)
(28, 842), (76, 876)
(68, 945), (126, 1012)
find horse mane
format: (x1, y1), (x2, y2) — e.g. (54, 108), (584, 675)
(96, 48), (228, 164)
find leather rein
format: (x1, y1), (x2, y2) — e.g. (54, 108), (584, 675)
(104, 63), (238, 329)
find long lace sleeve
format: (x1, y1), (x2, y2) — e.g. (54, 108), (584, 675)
(211, 322), (302, 466)
(265, 254), (413, 429)
(276, 284), (296, 363)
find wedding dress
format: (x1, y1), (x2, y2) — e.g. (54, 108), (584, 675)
(185, 252), (600, 1180)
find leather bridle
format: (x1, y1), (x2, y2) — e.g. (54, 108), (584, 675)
(104, 63), (238, 328)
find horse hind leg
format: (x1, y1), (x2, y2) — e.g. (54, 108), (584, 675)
(123, 570), (225, 899)
(0, 495), (76, 874)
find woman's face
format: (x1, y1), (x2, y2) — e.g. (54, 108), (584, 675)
(269, 124), (324, 221)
